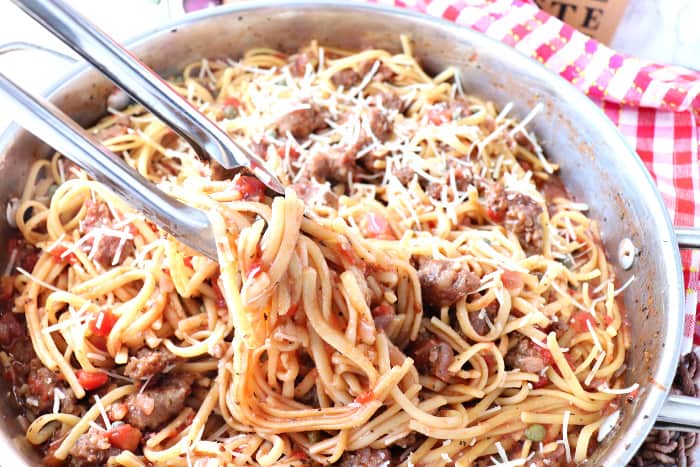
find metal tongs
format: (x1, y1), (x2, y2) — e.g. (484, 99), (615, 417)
(0, 0), (285, 261)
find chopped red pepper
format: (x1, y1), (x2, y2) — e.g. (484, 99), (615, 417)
(76, 370), (109, 390)
(354, 389), (374, 404)
(362, 212), (394, 240)
(501, 270), (523, 291)
(107, 423), (142, 451)
(570, 311), (596, 334)
(233, 175), (265, 202)
(533, 375), (549, 389)
(486, 207), (505, 223)
(223, 96), (241, 108)
(427, 107), (450, 125)
(48, 244), (78, 265)
(88, 309), (118, 337)
(183, 256), (194, 269)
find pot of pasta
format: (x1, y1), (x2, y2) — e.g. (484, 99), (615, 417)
(0, 2), (698, 466)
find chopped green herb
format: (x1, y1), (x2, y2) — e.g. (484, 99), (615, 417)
(525, 424), (546, 442)
(452, 109), (463, 121)
(222, 105), (238, 119)
(47, 184), (59, 197)
(265, 129), (278, 140)
(307, 431), (321, 443)
(556, 254), (574, 269)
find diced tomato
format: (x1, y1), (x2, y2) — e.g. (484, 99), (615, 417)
(482, 353), (496, 370)
(88, 309), (118, 337)
(286, 303), (299, 318)
(76, 370), (109, 390)
(211, 277), (226, 308)
(126, 224), (139, 237)
(427, 107), (450, 125)
(603, 315), (613, 326)
(354, 389), (374, 404)
(362, 213), (394, 240)
(291, 450), (308, 460)
(183, 256), (194, 269)
(224, 96), (241, 108)
(539, 347), (555, 367)
(371, 304), (393, 317)
(48, 245), (78, 265)
(571, 311), (596, 334)
(533, 375), (549, 389)
(233, 175), (266, 202)
(486, 207), (505, 223)
(107, 423), (142, 451)
(501, 270), (523, 292)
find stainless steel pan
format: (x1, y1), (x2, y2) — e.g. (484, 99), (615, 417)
(1, 2), (699, 465)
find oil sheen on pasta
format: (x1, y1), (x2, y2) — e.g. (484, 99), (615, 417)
(0, 38), (636, 467)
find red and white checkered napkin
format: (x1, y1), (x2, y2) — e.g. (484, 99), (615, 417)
(370, 0), (700, 350)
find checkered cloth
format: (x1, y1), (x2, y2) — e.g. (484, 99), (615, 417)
(370, 0), (700, 348)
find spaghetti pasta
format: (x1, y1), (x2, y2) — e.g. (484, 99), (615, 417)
(0, 38), (633, 466)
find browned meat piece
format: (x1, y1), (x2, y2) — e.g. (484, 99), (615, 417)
(210, 164), (237, 181)
(513, 130), (535, 152)
(483, 182), (508, 222)
(79, 200), (134, 267)
(469, 300), (498, 336)
(393, 166), (415, 185)
(367, 108), (392, 142)
(338, 447), (392, 467)
(79, 200), (111, 234)
(275, 106), (326, 139)
(90, 236), (134, 268)
(505, 338), (549, 374)
(124, 374), (195, 430)
(505, 193), (543, 254)
(417, 258), (480, 309)
(331, 68), (361, 88)
(289, 180), (339, 209)
(27, 365), (60, 413)
(550, 320), (570, 340)
(69, 426), (119, 467)
(305, 145), (358, 184)
(424, 182), (444, 199)
(0, 311), (24, 348)
(288, 52), (316, 77)
(408, 335), (455, 382)
(359, 59), (396, 83)
(124, 347), (178, 381)
(372, 90), (403, 111)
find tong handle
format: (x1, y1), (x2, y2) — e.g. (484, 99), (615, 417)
(10, 0), (242, 169)
(0, 71), (217, 260)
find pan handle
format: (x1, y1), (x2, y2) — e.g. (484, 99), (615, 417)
(655, 394), (700, 432)
(675, 227), (700, 249)
(656, 228), (700, 431)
